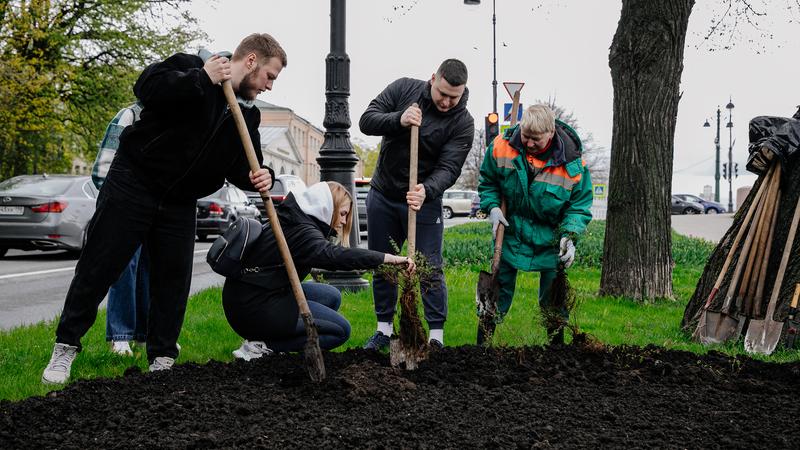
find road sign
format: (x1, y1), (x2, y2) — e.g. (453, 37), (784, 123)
(592, 184), (607, 199)
(503, 81), (525, 99)
(504, 102), (523, 123)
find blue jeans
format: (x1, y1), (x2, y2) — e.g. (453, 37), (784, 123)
(271, 282), (350, 352)
(105, 245), (150, 342)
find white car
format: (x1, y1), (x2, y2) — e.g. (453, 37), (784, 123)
(442, 190), (478, 219)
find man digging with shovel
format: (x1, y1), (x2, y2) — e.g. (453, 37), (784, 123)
(42, 34), (284, 384)
(477, 104), (592, 345)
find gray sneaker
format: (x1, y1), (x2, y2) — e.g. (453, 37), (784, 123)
(42, 343), (79, 385)
(148, 356), (175, 372)
(232, 340), (273, 361)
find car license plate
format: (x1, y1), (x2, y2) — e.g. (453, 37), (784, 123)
(0, 206), (23, 215)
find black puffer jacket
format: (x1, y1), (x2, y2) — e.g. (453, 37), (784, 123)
(359, 77), (475, 202)
(238, 194), (385, 291)
(116, 52), (265, 202)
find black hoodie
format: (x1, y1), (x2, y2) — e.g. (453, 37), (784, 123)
(359, 77), (475, 202)
(115, 52), (266, 202)
(238, 193), (385, 291)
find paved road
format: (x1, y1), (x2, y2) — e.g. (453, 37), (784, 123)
(671, 213), (733, 243)
(0, 242), (223, 331)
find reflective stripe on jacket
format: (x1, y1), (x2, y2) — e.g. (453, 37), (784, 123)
(478, 121), (593, 271)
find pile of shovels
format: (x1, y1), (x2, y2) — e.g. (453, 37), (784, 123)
(694, 153), (800, 354)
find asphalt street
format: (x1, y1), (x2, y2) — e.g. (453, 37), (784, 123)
(0, 214), (728, 332)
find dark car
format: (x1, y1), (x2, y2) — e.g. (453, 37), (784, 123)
(244, 174), (307, 223)
(0, 174), (98, 257)
(355, 178), (370, 241)
(671, 195), (704, 215)
(196, 182), (261, 241)
(469, 193), (487, 219)
(674, 194), (726, 214)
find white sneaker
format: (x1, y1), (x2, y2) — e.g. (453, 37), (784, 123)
(42, 343), (79, 385)
(232, 340), (273, 361)
(111, 341), (133, 356)
(148, 356), (175, 372)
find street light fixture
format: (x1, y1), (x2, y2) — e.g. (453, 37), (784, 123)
(703, 107), (722, 203)
(463, 0), (498, 113)
(725, 97), (735, 213)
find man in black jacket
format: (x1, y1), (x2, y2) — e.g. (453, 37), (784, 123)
(42, 33), (285, 384)
(359, 58), (475, 350)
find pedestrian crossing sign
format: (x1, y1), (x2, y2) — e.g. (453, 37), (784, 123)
(593, 184), (607, 199)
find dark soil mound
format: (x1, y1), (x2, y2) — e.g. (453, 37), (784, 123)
(2, 344), (799, 448)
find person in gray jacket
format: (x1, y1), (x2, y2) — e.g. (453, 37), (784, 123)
(358, 59), (475, 350)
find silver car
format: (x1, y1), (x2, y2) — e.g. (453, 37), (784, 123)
(0, 175), (98, 257)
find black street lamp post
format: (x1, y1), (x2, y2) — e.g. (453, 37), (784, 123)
(315, 0), (368, 291)
(703, 107), (722, 203)
(725, 98), (735, 213)
(464, 0), (498, 113)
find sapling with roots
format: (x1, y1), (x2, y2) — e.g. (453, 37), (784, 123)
(377, 241), (434, 370)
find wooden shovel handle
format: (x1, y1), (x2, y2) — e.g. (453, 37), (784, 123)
(702, 163), (775, 309)
(744, 167), (780, 313)
(222, 81), (311, 316)
(408, 103), (420, 258)
(765, 170), (800, 319)
(490, 198), (507, 274)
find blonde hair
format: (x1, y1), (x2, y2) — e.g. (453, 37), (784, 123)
(521, 104), (556, 135)
(327, 181), (354, 247)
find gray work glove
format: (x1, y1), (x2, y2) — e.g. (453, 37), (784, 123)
(489, 207), (508, 240)
(559, 237), (576, 268)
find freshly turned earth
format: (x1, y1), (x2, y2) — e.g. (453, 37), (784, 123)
(2, 344), (799, 448)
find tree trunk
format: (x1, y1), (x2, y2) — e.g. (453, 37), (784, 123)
(600, 0), (694, 300)
(683, 150), (800, 330)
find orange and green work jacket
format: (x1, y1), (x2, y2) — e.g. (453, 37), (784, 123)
(478, 122), (593, 271)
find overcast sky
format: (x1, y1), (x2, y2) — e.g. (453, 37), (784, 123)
(185, 0), (799, 207)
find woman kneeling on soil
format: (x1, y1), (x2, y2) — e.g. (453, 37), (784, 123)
(224, 181), (414, 360)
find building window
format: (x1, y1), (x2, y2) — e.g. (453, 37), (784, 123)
(280, 166), (285, 175)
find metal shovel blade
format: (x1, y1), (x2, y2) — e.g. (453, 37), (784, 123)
(698, 310), (740, 345)
(476, 269), (499, 344)
(744, 316), (783, 354)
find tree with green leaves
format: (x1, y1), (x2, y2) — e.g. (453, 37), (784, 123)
(0, 0), (205, 178)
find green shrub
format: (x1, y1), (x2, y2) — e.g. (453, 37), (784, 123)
(442, 220), (715, 270)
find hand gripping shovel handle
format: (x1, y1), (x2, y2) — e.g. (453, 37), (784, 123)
(222, 81), (325, 382)
(490, 199), (507, 275)
(408, 103), (419, 256)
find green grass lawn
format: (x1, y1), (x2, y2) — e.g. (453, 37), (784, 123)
(2, 221), (798, 402)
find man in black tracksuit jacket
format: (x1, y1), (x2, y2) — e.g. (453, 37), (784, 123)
(43, 33), (286, 385)
(359, 58), (475, 349)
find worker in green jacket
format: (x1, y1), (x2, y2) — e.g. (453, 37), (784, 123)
(477, 104), (593, 344)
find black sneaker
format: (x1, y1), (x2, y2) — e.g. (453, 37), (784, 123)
(428, 339), (444, 351)
(363, 331), (391, 351)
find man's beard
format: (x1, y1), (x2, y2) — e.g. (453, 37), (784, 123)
(238, 67), (260, 100)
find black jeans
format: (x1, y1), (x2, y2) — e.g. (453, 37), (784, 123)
(366, 188), (447, 329)
(55, 161), (196, 361)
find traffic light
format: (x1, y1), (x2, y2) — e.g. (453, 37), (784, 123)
(485, 112), (499, 145)
(722, 163), (727, 180)
(734, 163), (739, 178)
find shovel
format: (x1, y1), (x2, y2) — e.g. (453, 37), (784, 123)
(390, 106), (428, 370)
(222, 81), (325, 382)
(476, 199), (506, 345)
(475, 91), (521, 346)
(781, 284), (800, 350)
(694, 163), (774, 343)
(745, 175), (800, 355)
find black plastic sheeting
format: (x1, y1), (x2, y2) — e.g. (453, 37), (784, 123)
(747, 115), (800, 174)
